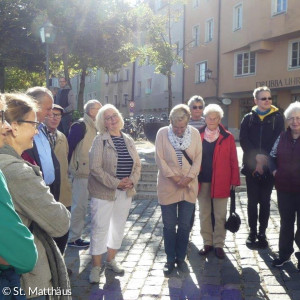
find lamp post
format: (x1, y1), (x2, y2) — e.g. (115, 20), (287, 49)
(39, 22), (56, 88)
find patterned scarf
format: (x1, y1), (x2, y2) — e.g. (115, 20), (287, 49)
(168, 124), (192, 150)
(204, 126), (220, 143)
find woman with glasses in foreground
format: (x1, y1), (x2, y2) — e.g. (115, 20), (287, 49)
(0, 93), (71, 299)
(88, 104), (141, 284)
(269, 102), (300, 269)
(0, 95), (38, 299)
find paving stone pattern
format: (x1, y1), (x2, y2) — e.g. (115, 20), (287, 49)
(65, 142), (299, 300)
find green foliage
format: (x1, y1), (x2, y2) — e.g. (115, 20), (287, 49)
(4, 67), (45, 92)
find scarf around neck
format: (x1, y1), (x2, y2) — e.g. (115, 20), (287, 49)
(204, 126), (220, 143)
(168, 124), (191, 150)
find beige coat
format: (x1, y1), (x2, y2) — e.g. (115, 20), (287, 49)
(155, 126), (202, 205)
(54, 130), (72, 207)
(88, 131), (141, 200)
(0, 145), (70, 298)
(69, 114), (97, 178)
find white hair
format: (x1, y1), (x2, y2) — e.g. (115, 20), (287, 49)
(203, 104), (224, 119)
(284, 101), (300, 119)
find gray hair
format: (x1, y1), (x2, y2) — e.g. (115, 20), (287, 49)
(169, 104), (191, 124)
(187, 95), (205, 108)
(84, 99), (101, 115)
(253, 86), (271, 99)
(96, 104), (124, 134)
(26, 86), (53, 103)
(284, 101), (300, 119)
(203, 104), (224, 119)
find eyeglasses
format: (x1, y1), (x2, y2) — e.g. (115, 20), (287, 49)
(0, 110), (5, 123)
(51, 113), (62, 119)
(17, 120), (41, 129)
(258, 97), (272, 101)
(287, 116), (300, 123)
(105, 113), (118, 122)
(192, 106), (204, 110)
(59, 80), (66, 83)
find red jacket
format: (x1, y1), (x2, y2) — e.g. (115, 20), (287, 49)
(199, 124), (240, 198)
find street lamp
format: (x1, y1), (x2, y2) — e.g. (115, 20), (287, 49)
(39, 22), (56, 88)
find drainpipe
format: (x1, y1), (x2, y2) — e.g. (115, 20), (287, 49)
(182, 4), (186, 103)
(216, 0), (221, 101)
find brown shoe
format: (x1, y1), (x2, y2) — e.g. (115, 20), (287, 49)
(198, 245), (213, 256)
(215, 247), (225, 259)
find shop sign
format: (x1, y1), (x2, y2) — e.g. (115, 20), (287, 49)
(256, 77), (300, 88)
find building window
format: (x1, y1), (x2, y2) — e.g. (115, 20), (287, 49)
(105, 73), (109, 84)
(272, 0), (287, 15)
(205, 19), (213, 42)
(123, 94), (129, 106)
(193, 0), (199, 8)
(105, 96), (108, 103)
(113, 72), (119, 82)
(137, 81), (142, 96)
(146, 78), (152, 94)
(233, 3), (243, 31)
(195, 61), (207, 83)
(192, 25), (200, 47)
(114, 95), (118, 107)
(235, 51), (256, 76)
(123, 69), (129, 81)
(288, 39), (300, 69)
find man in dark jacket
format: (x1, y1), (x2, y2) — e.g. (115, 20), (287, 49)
(55, 77), (76, 137)
(240, 86), (284, 248)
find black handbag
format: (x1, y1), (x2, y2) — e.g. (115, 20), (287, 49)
(225, 189), (241, 233)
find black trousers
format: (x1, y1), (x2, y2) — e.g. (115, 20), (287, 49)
(245, 175), (274, 234)
(277, 191), (300, 260)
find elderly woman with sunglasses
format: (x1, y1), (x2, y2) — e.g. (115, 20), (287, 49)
(88, 104), (141, 284)
(269, 102), (300, 269)
(0, 93), (70, 299)
(187, 95), (206, 130)
(0, 95), (38, 299)
(155, 104), (202, 275)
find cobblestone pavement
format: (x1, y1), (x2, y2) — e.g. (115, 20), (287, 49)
(65, 141), (300, 300)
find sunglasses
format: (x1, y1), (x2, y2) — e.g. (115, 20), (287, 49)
(192, 106), (204, 110)
(0, 110), (5, 123)
(258, 97), (272, 101)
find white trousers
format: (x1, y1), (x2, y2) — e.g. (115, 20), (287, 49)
(89, 190), (132, 255)
(68, 177), (89, 242)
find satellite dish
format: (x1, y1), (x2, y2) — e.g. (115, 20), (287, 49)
(222, 98), (232, 105)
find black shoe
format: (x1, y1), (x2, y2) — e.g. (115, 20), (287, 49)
(68, 239), (90, 248)
(246, 232), (257, 244)
(163, 262), (175, 276)
(272, 257), (290, 267)
(257, 233), (268, 248)
(176, 260), (189, 273)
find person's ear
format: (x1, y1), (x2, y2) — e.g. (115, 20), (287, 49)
(10, 121), (19, 137)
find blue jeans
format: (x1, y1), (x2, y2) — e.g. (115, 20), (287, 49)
(161, 201), (195, 263)
(0, 269), (26, 299)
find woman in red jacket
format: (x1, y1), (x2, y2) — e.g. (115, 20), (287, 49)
(198, 104), (240, 259)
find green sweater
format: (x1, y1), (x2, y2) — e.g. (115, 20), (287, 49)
(0, 170), (37, 274)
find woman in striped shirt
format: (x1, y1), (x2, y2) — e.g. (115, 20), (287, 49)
(88, 104), (141, 284)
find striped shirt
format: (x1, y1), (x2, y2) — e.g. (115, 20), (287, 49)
(189, 117), (206, 130)
(175, 148), (183, 166)
(111, 136), (134, 179)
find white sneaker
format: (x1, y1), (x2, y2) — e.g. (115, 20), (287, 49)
(89, 266), (101, 284)
(105, 259), (124, 274)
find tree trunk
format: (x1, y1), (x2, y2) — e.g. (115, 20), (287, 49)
(77, 66), (87, 114)
(0, 63), (5, 93)
(62, 49), (71, 89)
(167, 72), (172, 115)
